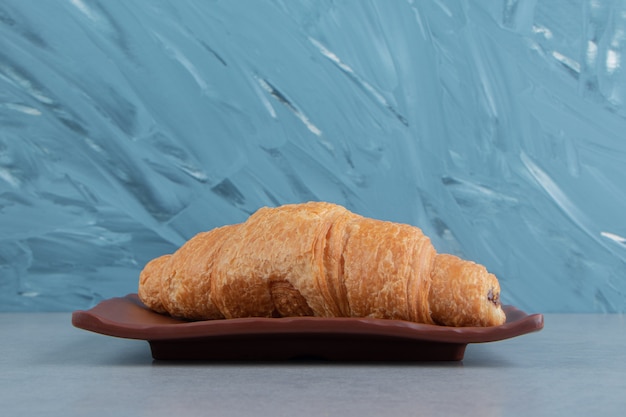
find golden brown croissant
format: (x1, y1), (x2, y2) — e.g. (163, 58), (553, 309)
(138, 202), (505, 327)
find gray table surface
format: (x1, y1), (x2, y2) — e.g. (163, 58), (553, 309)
(1, 312), (624, 417)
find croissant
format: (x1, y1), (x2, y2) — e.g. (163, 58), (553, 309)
(138, 201), (505, 327)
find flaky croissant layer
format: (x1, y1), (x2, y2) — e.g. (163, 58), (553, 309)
(138, 202), (506, 327)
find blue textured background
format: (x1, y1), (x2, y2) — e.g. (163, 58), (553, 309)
(1, 0), (625, 313)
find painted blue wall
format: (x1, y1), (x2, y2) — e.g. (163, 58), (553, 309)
(1, 0), (625, 313)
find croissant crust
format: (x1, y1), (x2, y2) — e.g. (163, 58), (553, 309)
(138, 202), (506, 327)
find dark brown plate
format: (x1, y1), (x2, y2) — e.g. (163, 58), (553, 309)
(72, 294), (543, 361)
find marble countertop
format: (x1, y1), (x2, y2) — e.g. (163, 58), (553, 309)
(1, 312), (624, 416)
